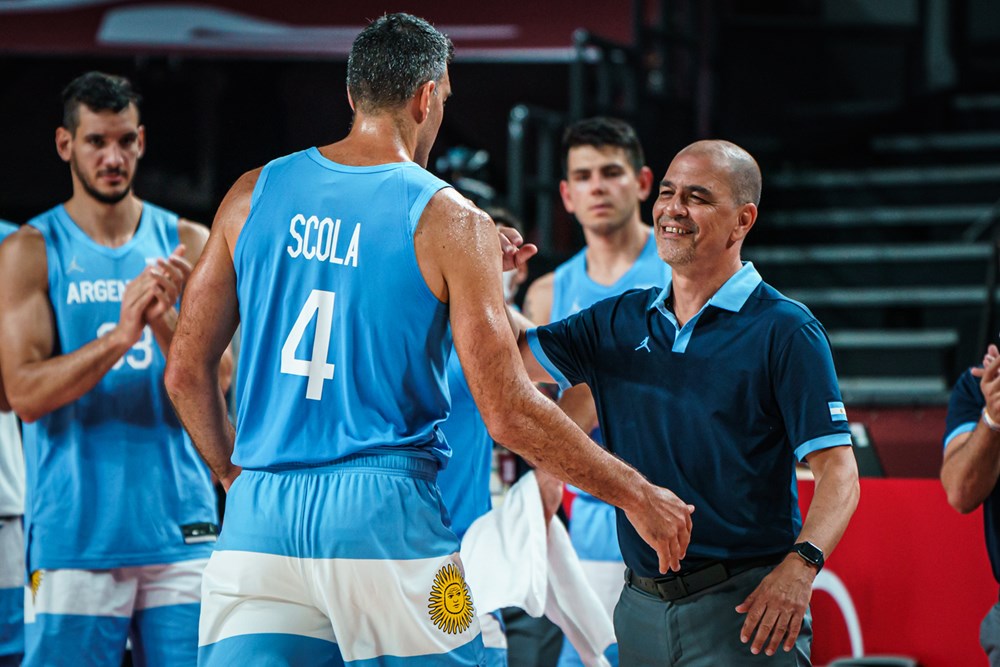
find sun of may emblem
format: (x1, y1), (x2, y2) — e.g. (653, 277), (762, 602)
(30, 570), (43, 603)
(427, 563), (474, 634)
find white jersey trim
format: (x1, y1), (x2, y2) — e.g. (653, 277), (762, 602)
(24, 558), (206, 620)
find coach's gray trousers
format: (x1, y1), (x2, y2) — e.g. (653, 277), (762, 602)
(982, 600), (1000, 666)
(614, 565), (812, 666)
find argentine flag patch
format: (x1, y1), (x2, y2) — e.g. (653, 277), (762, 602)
(828, 401), (847, 422)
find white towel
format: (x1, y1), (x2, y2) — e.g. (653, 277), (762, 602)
(460, 472), (616, 667)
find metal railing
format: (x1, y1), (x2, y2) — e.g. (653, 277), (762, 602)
(506, 104), (566, 250)
(569, 29), (641, 122)
(977, 202), (1000, 354)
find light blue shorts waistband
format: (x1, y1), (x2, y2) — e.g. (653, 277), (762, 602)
(245, 451), (439, 482)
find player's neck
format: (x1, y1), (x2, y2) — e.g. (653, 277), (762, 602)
(321, 113), (416, 166)
(669, 254), (744, 326)
(63, 193), (143, 248)
(583, 219), (649, 286)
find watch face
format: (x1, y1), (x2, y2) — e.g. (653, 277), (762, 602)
(796, 541), (824, 565)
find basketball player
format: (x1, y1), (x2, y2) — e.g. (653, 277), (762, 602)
(0, 219), (25, 667)
(0, 72), (229, 667)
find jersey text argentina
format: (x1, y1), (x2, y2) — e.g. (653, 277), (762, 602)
(232, 148), (454, 468)
(23, 204), (217, 571)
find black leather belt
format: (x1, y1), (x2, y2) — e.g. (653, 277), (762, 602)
(626, 554), (784, 602)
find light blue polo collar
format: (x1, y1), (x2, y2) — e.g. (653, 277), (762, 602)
(649, 262), (762, 353)
(650, 261), (762, 316)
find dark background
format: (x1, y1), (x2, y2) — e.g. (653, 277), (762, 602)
(2, 0), (996, 247)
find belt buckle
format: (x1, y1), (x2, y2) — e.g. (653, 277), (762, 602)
(654, 575), (687, 600)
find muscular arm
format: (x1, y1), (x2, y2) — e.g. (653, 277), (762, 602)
(942, 353), (1000, 513)
(0, 228), (153, 422)
(417, 190), (694, 573)
(737, 445), (859, 656)
(165, 172), (255, 490)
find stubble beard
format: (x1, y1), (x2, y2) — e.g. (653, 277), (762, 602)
(71, 154), (133, 206)
(655, 231), (696, 267)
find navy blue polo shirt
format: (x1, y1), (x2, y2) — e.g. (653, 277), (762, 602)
(944, 370), (1000, 584)
(527, 262), (853, 578)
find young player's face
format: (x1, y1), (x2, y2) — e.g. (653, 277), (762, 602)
(652, 151), (743, 268)
(62, 104), (144, 205)
(560, 145), (649, 236)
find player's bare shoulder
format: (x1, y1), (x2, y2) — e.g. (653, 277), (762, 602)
(177, 218), (211, 263)
(414, 188), (496, 300)
(0, 225), (48, 292)
(417, 187), (493, 240)
(213, 167), (263, 250)
(523, 271), (555, 324)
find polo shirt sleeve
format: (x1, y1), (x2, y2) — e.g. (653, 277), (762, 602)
(526, 308), (600, 393)
(944, 369), (983, 450)
(773, 320), (854, 461)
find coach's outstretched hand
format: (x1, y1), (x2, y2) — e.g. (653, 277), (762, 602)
(496, 225), (537, 272)
(625, 485), (694, 574)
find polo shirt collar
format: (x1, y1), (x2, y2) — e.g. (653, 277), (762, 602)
(649, 261), (762, 316)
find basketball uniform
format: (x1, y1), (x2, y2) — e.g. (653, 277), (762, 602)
(22, 204), (217, 667)
(199, 148), (486, 666)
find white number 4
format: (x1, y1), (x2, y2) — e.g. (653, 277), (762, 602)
(281, 289), (336, 400)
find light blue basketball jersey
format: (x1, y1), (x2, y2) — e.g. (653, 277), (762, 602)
(0, 220), (17, 241)
(232, 148), (454, 469)
(551, 231), (668, 322)
(22, 204), (217, 571)
(437, 350), (493, 539)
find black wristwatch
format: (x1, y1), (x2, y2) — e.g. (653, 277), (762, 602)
(791, 541), (824, 572)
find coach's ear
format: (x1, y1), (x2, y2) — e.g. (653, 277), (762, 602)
(730, 203), (757, 243)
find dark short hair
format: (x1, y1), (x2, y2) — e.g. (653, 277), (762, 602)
(61, 72), (141, 134)
(561, 116), (645, 175)
(347, 13), (453, 113)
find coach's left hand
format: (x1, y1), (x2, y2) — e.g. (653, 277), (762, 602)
(735, 555), (816, 657)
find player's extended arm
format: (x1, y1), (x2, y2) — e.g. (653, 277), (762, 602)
(942, 349), (1000, 513)
(417, 190), (694, 573)
(0, 228), (157, 422)
(165, 172), (255, 490)
(736, 445), (859, 657)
